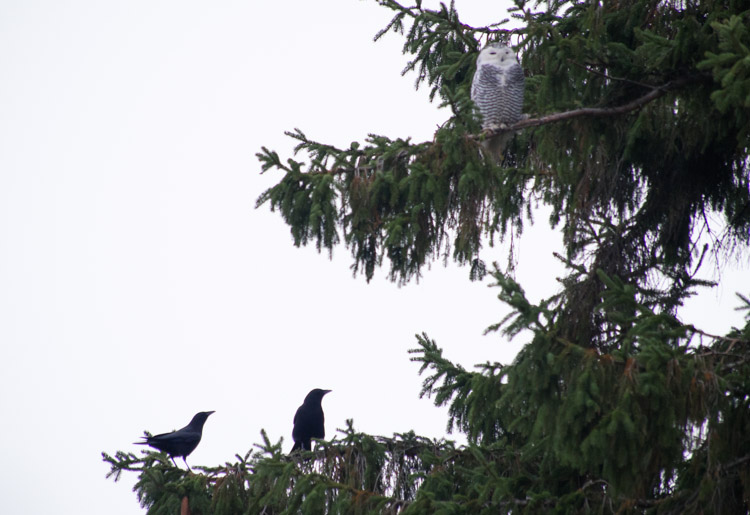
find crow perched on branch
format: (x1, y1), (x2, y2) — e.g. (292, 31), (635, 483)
(291, 389), (331, 452)
(134, 411), (214, 470)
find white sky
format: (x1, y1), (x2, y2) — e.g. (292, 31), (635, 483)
(0, 1), (746, 513)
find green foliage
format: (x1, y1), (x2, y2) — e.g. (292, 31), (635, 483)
(105, 283), (750, 512)
(108, 1), (750, 513)
(698, 12), (750, 142)
(105, 426), (459, 514)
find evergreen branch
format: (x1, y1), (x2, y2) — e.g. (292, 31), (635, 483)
(374, 0), (513, 35)
(267, 75), (698, 184)
(409, 333), (468, 400)
(735, 293), (750, 319)
(480, 76), (695, 138)
(553, 251), (587, 275)
(485, 266), (557, 337)
(260, 73), (695, 187)
(293, 471), (398, 506)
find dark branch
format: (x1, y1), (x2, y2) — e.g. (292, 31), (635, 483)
(480, 76), (695, 138)
(567, 60), (657, 90)
(722, 453), (750, 472)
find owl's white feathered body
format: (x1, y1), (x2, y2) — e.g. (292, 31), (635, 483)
(471, 43), (525, 129)
(471, 43), (525, 161)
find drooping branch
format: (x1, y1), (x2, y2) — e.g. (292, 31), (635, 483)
(567, 59), (658, 90)
(276, 76), (697, 179)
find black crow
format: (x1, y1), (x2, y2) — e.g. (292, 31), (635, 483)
(135, 411), (214, 470)
(291, 389), (331, 452)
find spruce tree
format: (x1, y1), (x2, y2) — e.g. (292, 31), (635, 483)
(104, 1), (750, 513)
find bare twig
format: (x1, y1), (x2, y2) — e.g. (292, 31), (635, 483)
(722, 453), (750, 471)
(568, 60), (657, 90)
(688, 325), (748, 345)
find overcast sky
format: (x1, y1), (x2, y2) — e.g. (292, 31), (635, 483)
(1, 1), (746, 514)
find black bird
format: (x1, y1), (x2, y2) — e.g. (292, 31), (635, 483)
(134, 411), (214, 470)
(291, 389), (331, 452)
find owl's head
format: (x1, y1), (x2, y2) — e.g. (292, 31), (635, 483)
(476, 43), (517, 68)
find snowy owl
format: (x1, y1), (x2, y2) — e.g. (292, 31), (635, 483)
(470, 43), (525, 162)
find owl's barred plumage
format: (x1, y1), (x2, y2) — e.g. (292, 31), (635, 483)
(471, 43), (525, 162)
